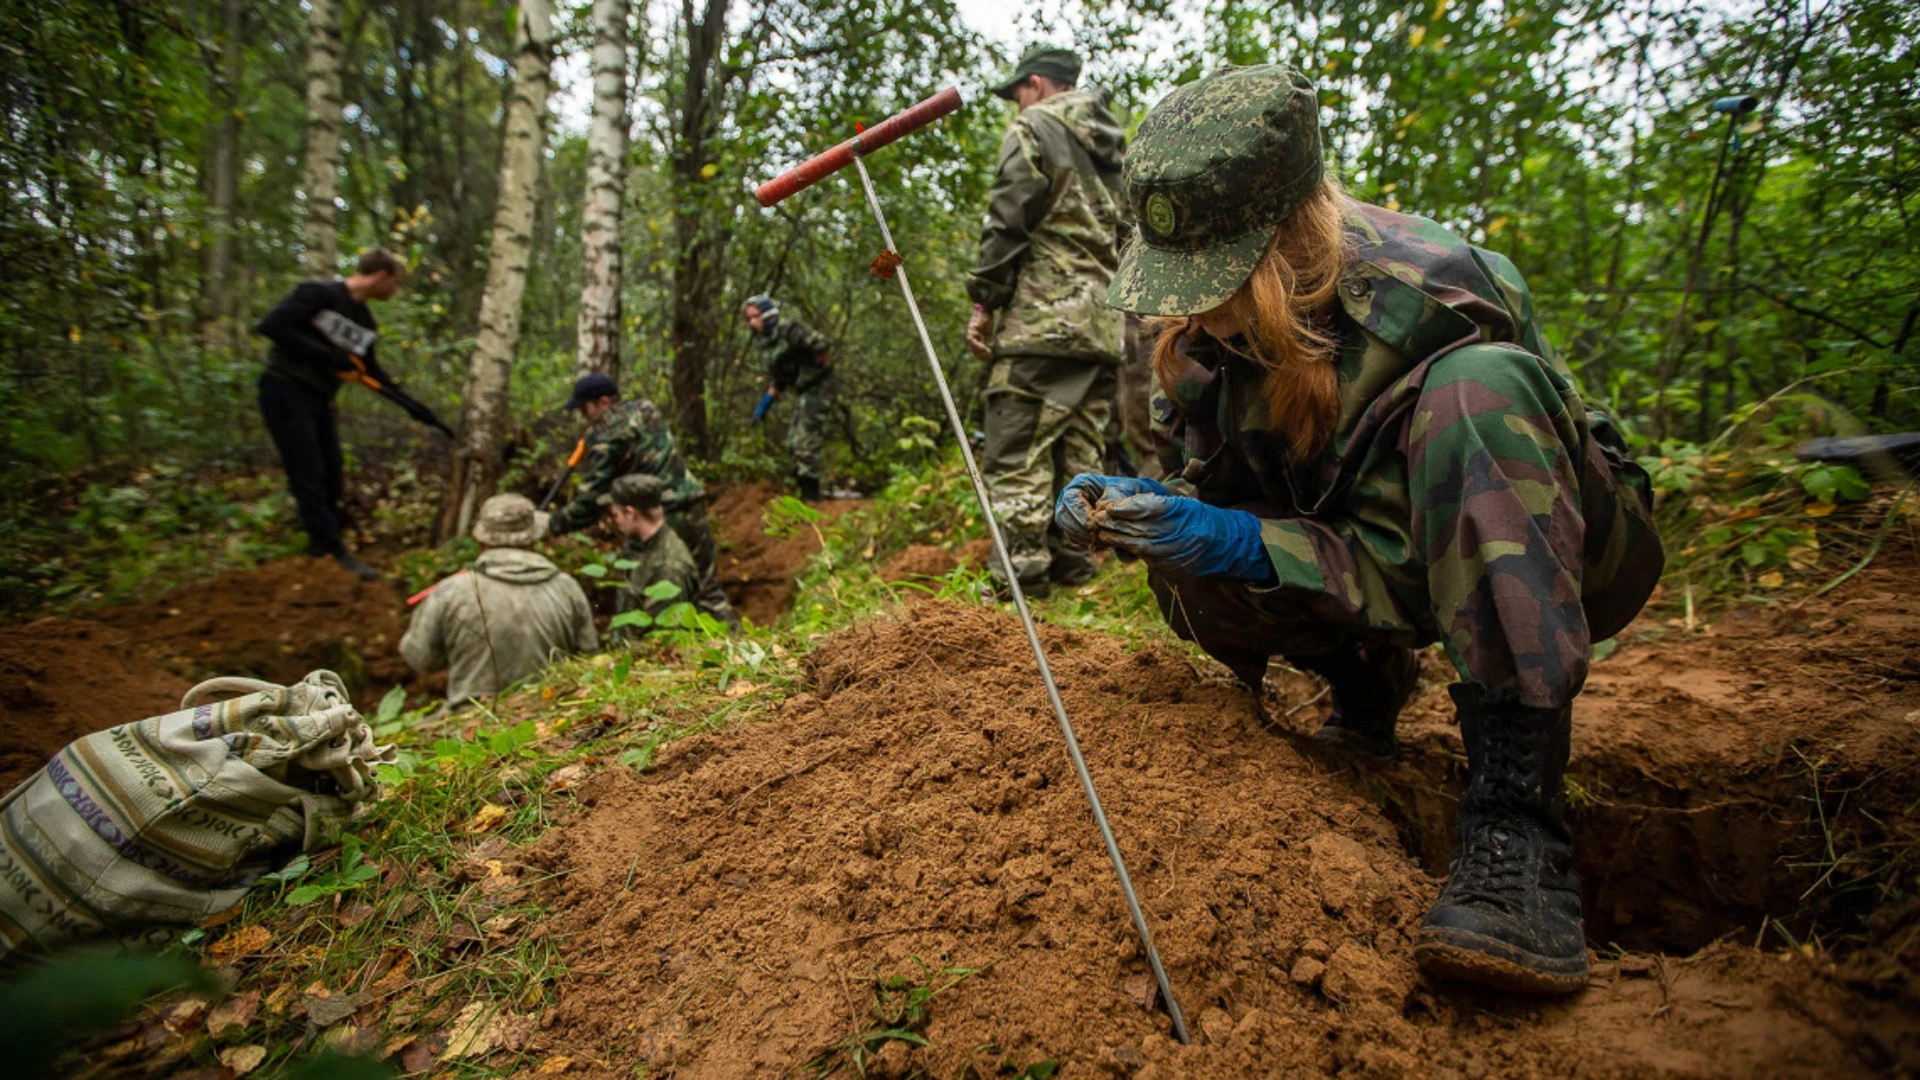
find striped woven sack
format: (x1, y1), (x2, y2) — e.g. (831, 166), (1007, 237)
(0, 670), (396, 960)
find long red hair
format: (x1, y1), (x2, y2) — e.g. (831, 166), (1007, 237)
(1152, 178), (1352, 461)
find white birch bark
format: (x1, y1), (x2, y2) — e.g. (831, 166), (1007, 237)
(574, 0), (631, 378)
(299, 0), (344, 279)
(443, 0), (554, 539)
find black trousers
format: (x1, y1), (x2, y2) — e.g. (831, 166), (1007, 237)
(257, 372), (344, 556)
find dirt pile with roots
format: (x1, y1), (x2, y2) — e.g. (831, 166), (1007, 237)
(528, 601), (1912, 1078)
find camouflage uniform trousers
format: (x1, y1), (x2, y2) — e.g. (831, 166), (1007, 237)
(1146, 345), (1660, 708)
(983, 354), (1118, 588)
(787, 379), (832, 483)
(664, 501), (742, 632)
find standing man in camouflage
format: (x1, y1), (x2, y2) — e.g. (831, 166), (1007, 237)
(744, 295), (834, 503)
(965, 45), (1127, 597)
(547, 373), (741, 631)
(603, 473), (703, 641)
(401, 493), (598, 707)
(1058, 66), (1663, 994)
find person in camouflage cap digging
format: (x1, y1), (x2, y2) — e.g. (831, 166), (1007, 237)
(743, 295), (835, 503)
(603, 473), (703, 642)
(1057, 65), (1664, 994)
(966, 45), (1128, 598)
(548, 373), (741, 632)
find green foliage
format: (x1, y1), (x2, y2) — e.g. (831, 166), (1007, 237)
(0, 951), (214, 1074)
(283, 834), (383, 906)
(808, 957), (982, 1077)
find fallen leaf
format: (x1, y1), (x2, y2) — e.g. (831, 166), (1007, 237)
(534, 1056), (576, 1075)
(485, 1010), (537, 1053)
(1804, 501), (1836, 517)
(396, 1032), (447, 1075)
(468, 804), (511, 833)
(305, 991), (370, 1028)
(442, 1001), (495, 1059)
(163, 995), (210, 1033)
(369, 952), (414, 997)
(723, 680), (761, 698)
(544, 764), (589, 793)
(1758, 571), (1786, 588)
(208, 925), (272, 962)
(206, 989), (261, 1038)
(263, 982), (299, 1015)
(221, 1045), (268, 1076)
(198, 904), (242, 929)
(322, 1021), (384, 1056)
(482, 913), (521, 936)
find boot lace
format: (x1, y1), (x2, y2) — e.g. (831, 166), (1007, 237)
(1447, 821), (1534, 911)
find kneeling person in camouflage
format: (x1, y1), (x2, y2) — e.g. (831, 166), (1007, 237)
(604, 474), (702, 642)
(402, 494), (598, 706)
(548, 373), (741, 632)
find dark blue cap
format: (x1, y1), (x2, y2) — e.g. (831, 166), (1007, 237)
(562, 372), (618, 411)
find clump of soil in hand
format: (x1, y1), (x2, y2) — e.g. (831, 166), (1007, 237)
(527, 601), (1892, 1078)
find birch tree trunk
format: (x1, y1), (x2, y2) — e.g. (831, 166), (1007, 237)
(575, 0), (631, 379)
(299, 0), (344, 279)
(440, 0), (554, 541)
(199, 0), (242, 349)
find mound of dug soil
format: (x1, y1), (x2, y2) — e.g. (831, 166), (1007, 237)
(98, 556), (412, 693)
(711, 482), (863, 625)
(0, 620), (190, 793)
(530, 602), (1894, 1077)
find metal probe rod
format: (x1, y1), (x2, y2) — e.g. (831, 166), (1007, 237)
(849, 152), (1190, 1045)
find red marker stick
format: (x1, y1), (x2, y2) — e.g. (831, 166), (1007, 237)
(754, 86), (963, 208)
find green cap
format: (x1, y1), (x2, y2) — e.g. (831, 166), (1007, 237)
(600, 473), (668, 510)
(1108, 65), (1326, 316)
(991, 46), (1082, 100)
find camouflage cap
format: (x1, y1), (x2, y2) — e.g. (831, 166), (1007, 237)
(991, 46), (1082, 100)
(600, 472), (668, 511)
(1108, 65), (1325, 316)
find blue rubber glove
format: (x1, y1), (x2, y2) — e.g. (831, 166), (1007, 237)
(1100, 490), (1275, 582)
(751, 389), (776, 423)
(1054, 473), (1170, 549)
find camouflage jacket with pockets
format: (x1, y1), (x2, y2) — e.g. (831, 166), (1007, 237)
(968, 88), (1127, 364)
(549, 398), (705, 534)
(758, 316), (833, 394)
(1153, 202), (1663, 707)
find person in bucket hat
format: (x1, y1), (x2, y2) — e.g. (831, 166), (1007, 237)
(401, 494), (597, 707)
(966, 44), (1127, 598)
(1054, 64), (1665, 995)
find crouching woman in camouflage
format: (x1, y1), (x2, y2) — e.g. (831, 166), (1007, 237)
(1057, 65), (1663, 994)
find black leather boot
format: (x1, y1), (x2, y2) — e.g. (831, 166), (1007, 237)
(1290, 642), (1418, 761)
(796, 475), (822, 504)
(1415, 684), (1588, 995)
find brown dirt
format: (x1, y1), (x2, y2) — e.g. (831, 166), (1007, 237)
(0, 557), (418, 793)
(711, 482), (864, 625)
(526, 601), (1912, 1078)
(879, 544), (959, 583)
(0, 620), (190, 793)
(1252, 553), (1920, 964)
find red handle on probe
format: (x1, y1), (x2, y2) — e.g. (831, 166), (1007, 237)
(755, 86), (964, 208)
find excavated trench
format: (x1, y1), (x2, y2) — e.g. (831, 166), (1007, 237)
(1256, 556), (1920, 957)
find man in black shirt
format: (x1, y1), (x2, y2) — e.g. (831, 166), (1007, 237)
(253, 248), (406, 579)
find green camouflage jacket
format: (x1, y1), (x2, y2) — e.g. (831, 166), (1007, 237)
(757, 316), (833, 394)
(613, 527), (701, 642)
(1153, 202), (1662, 708)
(968, 88), (1126, 364)
(400, 548), (599, 705)
(549, 398), (705, 534)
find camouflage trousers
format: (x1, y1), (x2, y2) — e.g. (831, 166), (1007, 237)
(787, 380), (831, 483)
(982, 355), (1117, 588)
(1145, 356), (1660, 708)
(665, 502), (742, 632)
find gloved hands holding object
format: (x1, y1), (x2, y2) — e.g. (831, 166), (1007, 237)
(1053, 472), (1274, 583)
